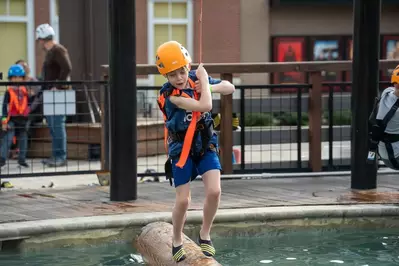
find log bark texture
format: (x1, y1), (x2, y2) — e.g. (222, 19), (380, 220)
(135, 222), (222, 266)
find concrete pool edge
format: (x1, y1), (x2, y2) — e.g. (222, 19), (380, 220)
(1, 204), (399, 239)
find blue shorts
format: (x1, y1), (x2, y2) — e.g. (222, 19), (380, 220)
(171, 150), (222, 187)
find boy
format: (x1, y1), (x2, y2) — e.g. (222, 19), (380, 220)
(369, 65), (399, 169)
(9, 59), (40, 160)
(0, 64), (31, 168)
(156, 41), (235, 262)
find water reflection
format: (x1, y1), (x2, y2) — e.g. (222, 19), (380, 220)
(214, 227), (399, 266)
(1, 227), (399, 266)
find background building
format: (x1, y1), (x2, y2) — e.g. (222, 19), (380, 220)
(58, 0), (399, 86)
(0, 0), (59, 79)
(1, 0), (399, 86)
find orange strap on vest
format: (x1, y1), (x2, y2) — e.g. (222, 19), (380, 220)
(175, 79), (200, 168)
(157, 89), (190, 153)
(3, 87), (28, 124)
(157, 79), (201, 169)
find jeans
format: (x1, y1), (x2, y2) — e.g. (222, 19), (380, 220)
(0, 120), (29, 162)
(46, 115), (67, 161)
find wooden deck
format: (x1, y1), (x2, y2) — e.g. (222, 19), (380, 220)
(1, 174), (399, 223)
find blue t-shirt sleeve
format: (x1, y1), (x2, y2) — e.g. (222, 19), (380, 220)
(2, 91), (10, 120)
(188, 70), (221, 85)
(164, 97), (177, 118)
(208, 75), (222, 85)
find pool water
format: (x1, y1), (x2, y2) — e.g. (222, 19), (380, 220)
(2, 226), (399, 266)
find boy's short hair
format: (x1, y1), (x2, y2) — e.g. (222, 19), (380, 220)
(166, 65), (190, 76)
(15, 59), (26, 65)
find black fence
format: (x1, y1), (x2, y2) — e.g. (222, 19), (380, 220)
(134, 82), (392, 178)
(0, 80), (106, 177)
(0, 80), (391, 179)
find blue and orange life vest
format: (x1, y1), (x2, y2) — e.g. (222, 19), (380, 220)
(157, 72), (219, 168)
(157, 78), (200, 168)
(2, 86), (30, 124)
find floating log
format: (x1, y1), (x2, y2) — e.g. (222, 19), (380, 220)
(135, 222), (222, 266)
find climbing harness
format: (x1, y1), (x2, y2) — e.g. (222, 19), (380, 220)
(157, 79), (216, 186)
(367, 92), (399, 169)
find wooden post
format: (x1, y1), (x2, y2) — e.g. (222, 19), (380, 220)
(351, 0), (380, 190)
(308, 72), (322, 172)
(100, 72), (108, 171)
(220, 73), (233, 174)
(135, 222), (222, 266)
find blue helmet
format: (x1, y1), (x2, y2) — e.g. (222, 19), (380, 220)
(8, 64), (25, 79)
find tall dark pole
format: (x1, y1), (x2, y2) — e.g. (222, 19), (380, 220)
(351, 0), (381, 190)
(108, 0), (137, 201)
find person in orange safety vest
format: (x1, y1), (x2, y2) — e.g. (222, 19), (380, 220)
(0, 64), (31, 169)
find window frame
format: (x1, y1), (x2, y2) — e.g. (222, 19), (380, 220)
(147, 0), (194, 86)
(0, 0), (35, 77)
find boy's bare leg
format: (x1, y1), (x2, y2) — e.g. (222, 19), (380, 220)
(200, 169), (221, 239)
(172, 183), (191, 246)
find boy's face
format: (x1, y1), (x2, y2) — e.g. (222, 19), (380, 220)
(19, 62), (30, 77)
(10, 76), (24, 82)
(166, 67), (189, 89)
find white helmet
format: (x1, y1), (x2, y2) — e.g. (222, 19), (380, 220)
(35, 23), (55, 40)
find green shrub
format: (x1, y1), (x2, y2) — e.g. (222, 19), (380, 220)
(244, 113), (273, 127)
(274, 112), (309, 126)
(332, 110), (352, 125)
(238, 110), (351, 127)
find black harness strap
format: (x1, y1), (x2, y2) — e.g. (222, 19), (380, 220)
(160, 90), (216, 186)
(368, 95), (399, 169)
(384, 143), (399, 169)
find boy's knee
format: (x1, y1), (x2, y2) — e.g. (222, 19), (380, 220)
(206, 187), (221, 200)
(175, 195), (190, 210)
(175, 187), (191, 210)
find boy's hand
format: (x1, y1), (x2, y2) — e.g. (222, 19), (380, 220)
(195, 63), (208, 81)
(2, 123), (7, 131)
(194, 80), (202, 93)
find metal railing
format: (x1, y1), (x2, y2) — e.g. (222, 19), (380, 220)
(0, 80), (106, 177)
(0, 79), (393, 178)
(1, 60), (398, 179)
(322, 81), (391, 171)
(120, 84), (313, 177)
(134, 81), (393, 178)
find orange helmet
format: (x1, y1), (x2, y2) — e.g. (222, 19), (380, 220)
(391, 65), (399, 84)
(155, 41), (192, 75)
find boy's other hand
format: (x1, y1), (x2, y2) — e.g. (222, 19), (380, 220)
(194, 80), (202, 93)
(195, 63), (208, 81)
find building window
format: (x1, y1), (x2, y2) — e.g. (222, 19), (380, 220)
(0, 0), (35, 97)
(148, 0), (194, 87)
(0, 0), (26, 16)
